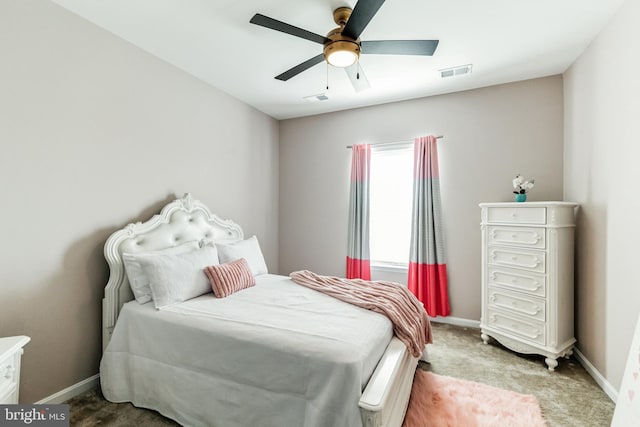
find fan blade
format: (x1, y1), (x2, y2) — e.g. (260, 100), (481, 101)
(344, 64), (371, 92)
(275, 54), (325, 81)
(250, 14), (331, 45)
(342, 0), (386, 40)
(361, 40), (439, 56)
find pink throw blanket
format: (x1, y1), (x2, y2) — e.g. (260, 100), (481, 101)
(289, 270), (432, 357)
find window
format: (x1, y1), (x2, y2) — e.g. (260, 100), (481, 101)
(369, 144), (413, 268)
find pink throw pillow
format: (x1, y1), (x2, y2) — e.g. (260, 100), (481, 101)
(204, 258), (256, 298)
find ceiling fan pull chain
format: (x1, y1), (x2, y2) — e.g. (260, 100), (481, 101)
(326, 62), (329, 90)
(357, 62), (360, 80)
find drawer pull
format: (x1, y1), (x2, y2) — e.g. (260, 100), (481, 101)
(4, 366), (15, 379)
(511, 234), (517, 239)
(490, 271), (544, 293)
(511, 256), (518, 261)
(511, 213), (517, 218)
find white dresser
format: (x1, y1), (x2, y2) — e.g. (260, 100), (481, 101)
(0, 336), (30, 404)
(479, 202), (577, 371)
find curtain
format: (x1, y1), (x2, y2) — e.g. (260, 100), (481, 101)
(346, 144), (371, 280)
(408, 135), (450, 317)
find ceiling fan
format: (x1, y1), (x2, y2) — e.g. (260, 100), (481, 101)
(250, 0), (439, 92)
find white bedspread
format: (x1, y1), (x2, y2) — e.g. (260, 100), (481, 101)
(100, 274), (394, 427)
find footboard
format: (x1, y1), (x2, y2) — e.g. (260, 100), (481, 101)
(359, 337), (418, 427)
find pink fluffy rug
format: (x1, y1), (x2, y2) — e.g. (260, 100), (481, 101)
(402, 371), (547, 427)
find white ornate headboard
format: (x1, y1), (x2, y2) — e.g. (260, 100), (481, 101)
(102, 193), (243, 351)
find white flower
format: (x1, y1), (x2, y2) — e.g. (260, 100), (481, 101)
(513, 174), (535, 194)
(512, 174), (524, 188)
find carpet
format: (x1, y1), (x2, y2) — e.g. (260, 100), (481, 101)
(402, 370), (547, 427)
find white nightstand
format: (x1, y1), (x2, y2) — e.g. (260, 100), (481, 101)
(0, 336), (30, 404)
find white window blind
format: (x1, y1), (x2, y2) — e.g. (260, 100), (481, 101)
(369, 144), (413, 268)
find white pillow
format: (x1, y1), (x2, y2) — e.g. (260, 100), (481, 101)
(139, 245), (220, 310)
(216, 235), (268, 276)
(122, 240), (200, 304)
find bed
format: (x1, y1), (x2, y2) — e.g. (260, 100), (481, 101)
(100, 194), (420, 427)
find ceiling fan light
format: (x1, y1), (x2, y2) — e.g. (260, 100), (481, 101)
(324, 40), (360, 68)
(327, 50), (358, 67)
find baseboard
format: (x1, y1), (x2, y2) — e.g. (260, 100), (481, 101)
(35, 374), (100, 404)
(429, 317), (618, 402)
(430, 315), (480, 329)
(573, 348), (617, 403)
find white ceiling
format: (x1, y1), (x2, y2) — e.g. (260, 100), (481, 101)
(52, 0), (624, 120)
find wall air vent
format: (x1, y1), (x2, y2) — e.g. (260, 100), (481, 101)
(303, 93), (329, 102)
(439, 64), (473, 79)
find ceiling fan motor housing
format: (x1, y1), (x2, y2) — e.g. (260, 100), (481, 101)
(324, 8), (361, 67)
(324, 28), (361, 64)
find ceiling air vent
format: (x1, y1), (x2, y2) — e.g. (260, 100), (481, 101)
(303, 93), (329, 102)
(439, 64), (473, 79)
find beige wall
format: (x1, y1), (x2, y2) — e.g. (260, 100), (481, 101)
(0, 1), (279, 403)
(279, 76), (564, 320)
(564, 0), (640, 392)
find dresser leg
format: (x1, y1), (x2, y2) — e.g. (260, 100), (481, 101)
(545, 357), (558, 372)
(481, 333), (489, 345)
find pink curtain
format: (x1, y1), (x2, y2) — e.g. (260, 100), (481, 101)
(346, 144), (371, 280)
(408, 136), (450, 317)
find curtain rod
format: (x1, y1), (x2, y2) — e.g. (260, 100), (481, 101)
(346, 135), (444, 149)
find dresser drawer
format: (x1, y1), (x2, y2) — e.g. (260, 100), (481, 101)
(488, 226), (545, 249)
(0, 352), (17, 404)
(0, 352), (17, 384)
(488, 266), (545, 297)
(486, 308), (546, 346)
(488, 246), (545, 273)
(486, 207), (546, 224)
(487, 286), (545, 322)
(0, 336), (29, 405)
